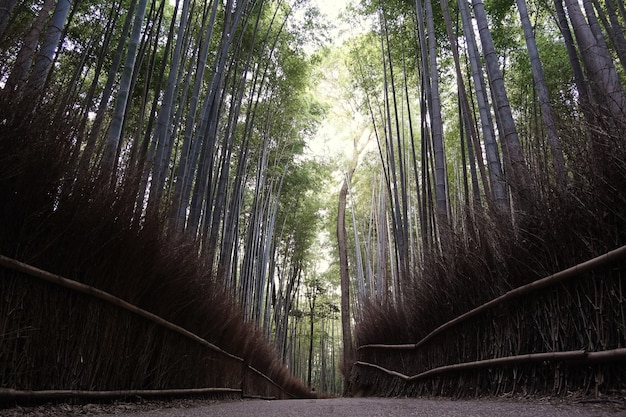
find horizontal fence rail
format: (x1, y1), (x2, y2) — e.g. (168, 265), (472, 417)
(0, 387), (243, 402)
(0, 255), (299, 402)
(354, 245), (626, 391)
(356, 348), (626, 382)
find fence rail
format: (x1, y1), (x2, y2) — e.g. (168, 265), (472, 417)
(356, 348), (626, 382)
(0, 255), (299, 402)
(0, 387), (243, 402)
(354, 245), (626, 390)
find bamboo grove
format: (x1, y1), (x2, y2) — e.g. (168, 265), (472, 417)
(2, 0), (626, 401)
(337, 0), (626, 397)
(0, 0), (337, 396)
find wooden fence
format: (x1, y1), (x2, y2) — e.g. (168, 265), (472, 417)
(0, 255), (302, 403)
(353, 245), (626, 397)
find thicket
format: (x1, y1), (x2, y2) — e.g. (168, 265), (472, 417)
(351, 113), (626, 397)
(344, 0), (626, 398)
(0, 0), (330, 401)
(0, 106), (312, 400)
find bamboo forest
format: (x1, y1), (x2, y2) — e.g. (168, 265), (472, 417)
(1, 0), (626, 404)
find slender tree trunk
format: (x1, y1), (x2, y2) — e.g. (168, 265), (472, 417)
(349, 179), (365, 311)
(380, 7), (409, 281)
(424, 0), (449, 226)
(170, 0), (220, 231)
(79, 0), (137, 175)
(0, 0), (18, 41)
(103, 0), (149, 175)
(593, 0), (626, 71)
(337, 174), (354, 394)
(564, 0), (626, 127)
(307, 288), (317, 388)
(471, 0), (532, 213)
(147, 0), (190, 215)
(458, 0), (508, 212)
(186, 0), (250, 237)
(516, 0), (568, 190)
(21, 0), (73, 110)
(320, 317), (327, 393)
(553, 0), (592, 117)
(376, 179), (388, 303)
(440, 0), (490, 210)
(3, 0), (55, 103)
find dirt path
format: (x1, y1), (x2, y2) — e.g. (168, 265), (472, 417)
(85, 397), (621, 417)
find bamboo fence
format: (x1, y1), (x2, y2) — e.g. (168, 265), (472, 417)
(0, 255), (300, 403)
(353, 245), (626, 396)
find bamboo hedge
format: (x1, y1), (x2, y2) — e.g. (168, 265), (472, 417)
(352, 246), (626, 397)
(0, 256), (302, 403)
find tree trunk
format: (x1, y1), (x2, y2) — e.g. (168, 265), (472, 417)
(103, 0), (149, 175)
(79, 0), (137, 175)
(593, 0), (626, 71)
(424, 0), (448, 226)
(307, 287), (317, 388)
(564, 0), (626, 127)
(471, 0), (532, 214)
(21, 0), (72, 109)
(0, 0), (19, 41)
(170, 0), (220, 231)
(3, 0), (55, 103)
(440, 0), (489, 210)
(516, 0), (568, 190)
(553, 0), (592, 118)
(337, 174), (354, 394)
(458, 0), (508, 212)
(147, 0), (190, 215)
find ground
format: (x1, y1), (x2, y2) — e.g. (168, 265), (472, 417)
(1, 396), (624, 416)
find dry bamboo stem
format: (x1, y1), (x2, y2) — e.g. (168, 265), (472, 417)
(0, 254), (244, 363)
(355, 348), (626, 382)
(359, 245), (626, 351)
(0, 387), (242, 401)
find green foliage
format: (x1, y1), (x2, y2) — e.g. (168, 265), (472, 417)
(277, 159), (331, 263)
(505, 5), (576, 124)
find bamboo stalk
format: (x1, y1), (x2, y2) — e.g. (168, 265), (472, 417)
(358, 245), (626, 350)
(0, 254), (245, 363)
(0, 387), (242, 401)
(355, 348), (626, 382)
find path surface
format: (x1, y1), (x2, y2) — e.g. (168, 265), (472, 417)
(97, 397), (621, 417)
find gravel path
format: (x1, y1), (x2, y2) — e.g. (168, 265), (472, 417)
(87, 397), (621, 417)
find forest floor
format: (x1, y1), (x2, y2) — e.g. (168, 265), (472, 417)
(1, 396), (624, 416)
